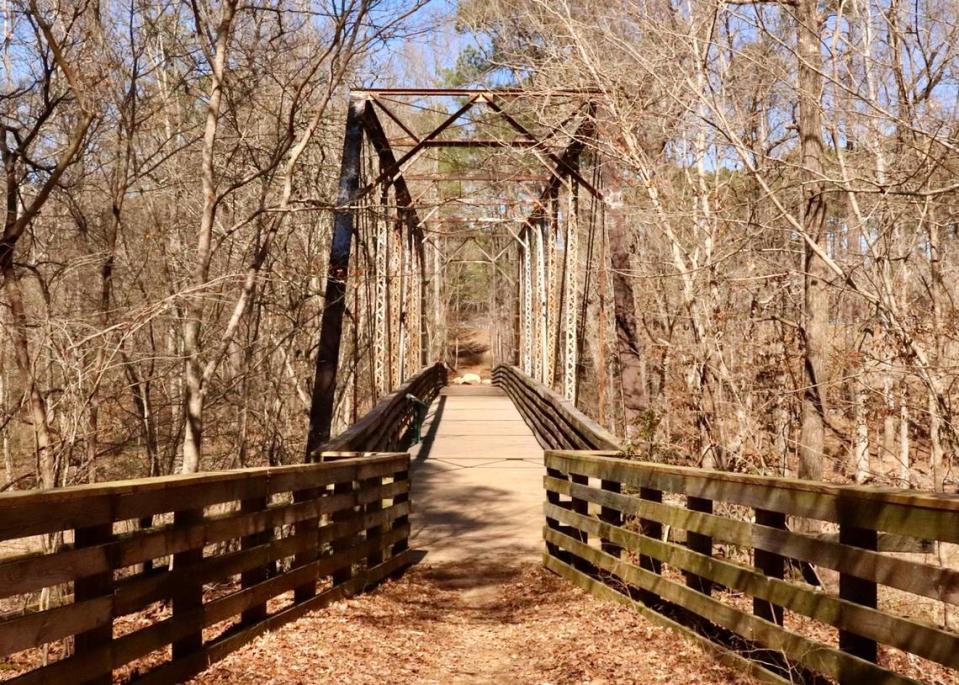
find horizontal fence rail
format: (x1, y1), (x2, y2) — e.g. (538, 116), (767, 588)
(543, 450), (959, 685)
(0, 453), (412, 684)
(492, 364), (619, 450)
(317, 362), (447, 456)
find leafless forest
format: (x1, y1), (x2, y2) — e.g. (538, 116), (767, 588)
(2, 0), (959, 496)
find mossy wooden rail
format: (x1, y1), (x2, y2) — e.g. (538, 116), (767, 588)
(544, 450), (959, 685)
(492, 364), (619, 450)
(0, 453), (412, 684)
(491, 365), (959, 683)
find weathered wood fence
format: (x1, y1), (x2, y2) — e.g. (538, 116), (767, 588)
(317, 362), (447, 455)
(492, 365), (619, 450)
(0, 453), (412, 684)
(544, 450), (959, 685)
(492, 365), (959, 683)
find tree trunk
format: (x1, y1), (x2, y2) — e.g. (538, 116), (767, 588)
(181, 0), (238, 473)
(929, 389), (944, 492)
(796, 0), (828, 482)
(898, 382), (910, 487)
(606, 197), (647, 429)
(123, 357), (159, 476)
(2, 267), (56, 488)
(882, 374), (896, 469)
(852, 377), (869, 483)
(0, 353), (12, 484)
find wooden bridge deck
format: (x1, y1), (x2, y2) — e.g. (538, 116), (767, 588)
(409, 385), (545, 563)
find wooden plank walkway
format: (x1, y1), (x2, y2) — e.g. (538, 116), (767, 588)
(192, 391), (759, 683)
(187, 383), (756, 685)
(408, 385), (545, 563)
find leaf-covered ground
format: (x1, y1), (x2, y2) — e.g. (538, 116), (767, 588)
(190, 560), (757, 685)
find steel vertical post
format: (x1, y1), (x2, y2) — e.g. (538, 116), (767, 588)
(535, 220), (547, 383)
(563, 182), (579, 402)
(522, 226), (533, 373)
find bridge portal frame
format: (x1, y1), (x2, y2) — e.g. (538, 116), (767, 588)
(305, 88), (615, 458)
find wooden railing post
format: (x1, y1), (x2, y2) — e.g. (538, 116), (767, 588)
(332, 478), (357, 585)
(599, 479), (622, 557)
(685, 495), (713, 595)
(838, 522), (878, 680)
(139, 515), (156, 574)
(753, 508), (786, 625)
(171, 507), (204, 659)
(544, 463), (569, 562)
(364, 473), (385, 568)
(293, 487), (321, 603)
(570, 473), (589, 537)
(240, 495), (270, 625)
(391, 460), (410, 558)
(73, 522), (114, 684)
(638, 486), (662, 606)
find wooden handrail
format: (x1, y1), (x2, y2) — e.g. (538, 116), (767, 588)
(543, 450), (959, 685)
(0, 453), (413, 684)
(492, 364), (619, 450)
(315, 362), (447, 457)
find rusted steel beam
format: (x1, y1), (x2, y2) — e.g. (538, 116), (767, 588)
(428, 228), (517, 238)
(353, 87), (600, 96)
(355, 96), (478, 202)
(305, 98), (365, 458)
(540, 101), (590, 145)
(523, 115), (599, 228)
(402, 174), (549, 182)
(563, 182), (579, 403)
(483, 95), (602, 200)
(425, 216), (524, 224)
(361, 101), (425, 245)
(388, 139), (540, 148)
(515, 115), (597, 258)
(372, 97), (420, 143)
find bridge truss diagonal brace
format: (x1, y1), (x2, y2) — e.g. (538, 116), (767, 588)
(481, 94), (601, 201)
(362, 101), (430, 383)
(307, 96), (441, 457)
(354, 96), (479, 204)
(306, 97), (366, 458)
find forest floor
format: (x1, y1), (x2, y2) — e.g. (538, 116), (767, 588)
(189, 559), (757, 685)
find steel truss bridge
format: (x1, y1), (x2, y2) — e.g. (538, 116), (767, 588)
(1, 89), (957, 685)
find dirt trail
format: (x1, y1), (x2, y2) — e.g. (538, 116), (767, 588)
(450, 324), (492, 381)
(190, 560), (757, 685)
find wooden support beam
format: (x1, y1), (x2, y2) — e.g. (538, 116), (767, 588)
(240, 495), (270, 624)
(753, 509), (786, 625)
(74, 521), (114, 685)
(838, 524), (879, 679)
